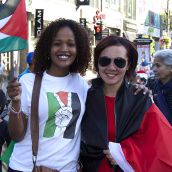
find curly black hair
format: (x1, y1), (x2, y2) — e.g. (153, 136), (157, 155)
(94, 36), (138, 78)
(32, 18), (91, 75)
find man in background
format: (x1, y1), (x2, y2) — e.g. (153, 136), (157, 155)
(18, 52), (34, 80)
(0, 89), (10, 172)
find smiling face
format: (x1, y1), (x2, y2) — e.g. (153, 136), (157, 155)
(153, 57), (172, 84)
(98, 45), (129, 88)
(48, 26), (77, 76)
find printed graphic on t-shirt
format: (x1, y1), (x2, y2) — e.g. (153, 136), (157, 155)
(43, 91), (81, 139)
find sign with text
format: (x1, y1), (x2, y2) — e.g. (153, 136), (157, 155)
(34, 9), (44, 37)
(80, 18), (86, 28)
(102, 28), (109, 39)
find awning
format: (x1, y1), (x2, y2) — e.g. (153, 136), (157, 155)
(123, 31), (137, 42)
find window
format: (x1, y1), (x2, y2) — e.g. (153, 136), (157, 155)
(105, 0), (110, 8)
(90, 0), (99, 8)
(124, 0), (136, 20)
(110, 0), (119, 11)
(111, 0), (116, 4)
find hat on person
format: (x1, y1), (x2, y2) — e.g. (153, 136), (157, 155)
(136, 70), (148, 80)
(26, 52), (34, 64)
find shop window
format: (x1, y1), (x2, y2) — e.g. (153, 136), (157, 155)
(110, 0), (120, 11)
(124, 0), (136, 20)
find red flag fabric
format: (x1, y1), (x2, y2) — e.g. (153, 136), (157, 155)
(119, 104), (172, 172)
(0, 0), (28, 53)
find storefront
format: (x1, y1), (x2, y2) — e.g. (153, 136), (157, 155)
(123, 20), (137, 42)
(104, 9), (123, 37)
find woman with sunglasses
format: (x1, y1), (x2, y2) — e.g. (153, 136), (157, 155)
(80, 36), (172, 172)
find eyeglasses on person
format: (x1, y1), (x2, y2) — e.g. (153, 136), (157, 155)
(98, 56), (127, 68)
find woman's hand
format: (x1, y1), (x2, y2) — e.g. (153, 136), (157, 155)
(133, 83), (152, 97)
(103, 149), (116, 166)
(7, 77), (21, 111)
(7, 78), (27, 141)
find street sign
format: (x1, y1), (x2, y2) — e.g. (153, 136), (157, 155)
(34, 9), (44, 37)
(102, 28), (109, 38)
(134, 38), (152, 45)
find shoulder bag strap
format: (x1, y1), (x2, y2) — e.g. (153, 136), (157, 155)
(30, 74), (42, 165)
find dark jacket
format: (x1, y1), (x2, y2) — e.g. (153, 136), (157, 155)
(147, 78), (172, 125)
(80, 78), (152, 172)
(0, 89), (6, 115)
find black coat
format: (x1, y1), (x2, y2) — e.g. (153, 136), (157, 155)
(80, 78), (152, 172)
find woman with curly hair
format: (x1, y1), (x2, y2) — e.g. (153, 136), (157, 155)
(6, 18), (91, 172)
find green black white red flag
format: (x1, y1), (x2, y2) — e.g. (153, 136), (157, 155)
(0, 0), (28, 53)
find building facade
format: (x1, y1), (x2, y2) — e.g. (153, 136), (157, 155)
(0, 0), (166, 76)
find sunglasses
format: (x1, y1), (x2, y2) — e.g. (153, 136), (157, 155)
(98, 56), (127, 68)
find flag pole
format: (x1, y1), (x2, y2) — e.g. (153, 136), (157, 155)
(9, 52), (14, 80)
(9, 51), (19, 80)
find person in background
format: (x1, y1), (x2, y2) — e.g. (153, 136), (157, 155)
(0, 89), (11, 172)
(1, 52), (34, 169)
(18, 52), (34, 80)
(93, 10), (101, 31)
(0, 60), (6, 89)
(6, 18), (91, 172)
(0, 60), (5, 76)
(147, 49), (172, 125)
(80, 36), (172, 172)
(2, 52), (34, 168)
(136, 70), (148, 85)
(139, 56), (150, 74)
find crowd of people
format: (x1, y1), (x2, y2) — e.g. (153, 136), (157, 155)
(0, 89), (10, 172)
(0, 18), (172, 172)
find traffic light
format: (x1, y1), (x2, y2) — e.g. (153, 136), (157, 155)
(76, 0), (89, 6)
(95, 25), (100, 33)
(94, 25), (102, 40)
(80, 18), (86, 28)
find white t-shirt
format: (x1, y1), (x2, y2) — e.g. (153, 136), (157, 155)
(9, 72), (89, 172)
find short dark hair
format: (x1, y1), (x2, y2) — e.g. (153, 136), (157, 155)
(32, 18), (91, 75)
(94, 36), (138, 78)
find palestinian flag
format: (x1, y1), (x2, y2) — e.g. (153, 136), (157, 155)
(43, 91), (81, 139)
(0, 0), (28, 53)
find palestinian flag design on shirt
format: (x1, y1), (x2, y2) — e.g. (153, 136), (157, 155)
(43, 91), (81, 139)
(0, 0), (28, 53)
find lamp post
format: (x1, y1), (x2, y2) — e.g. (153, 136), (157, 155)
(100, 0), (103, 11)
(167, 0), (170, 35)
(100, 0), (102, 39)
